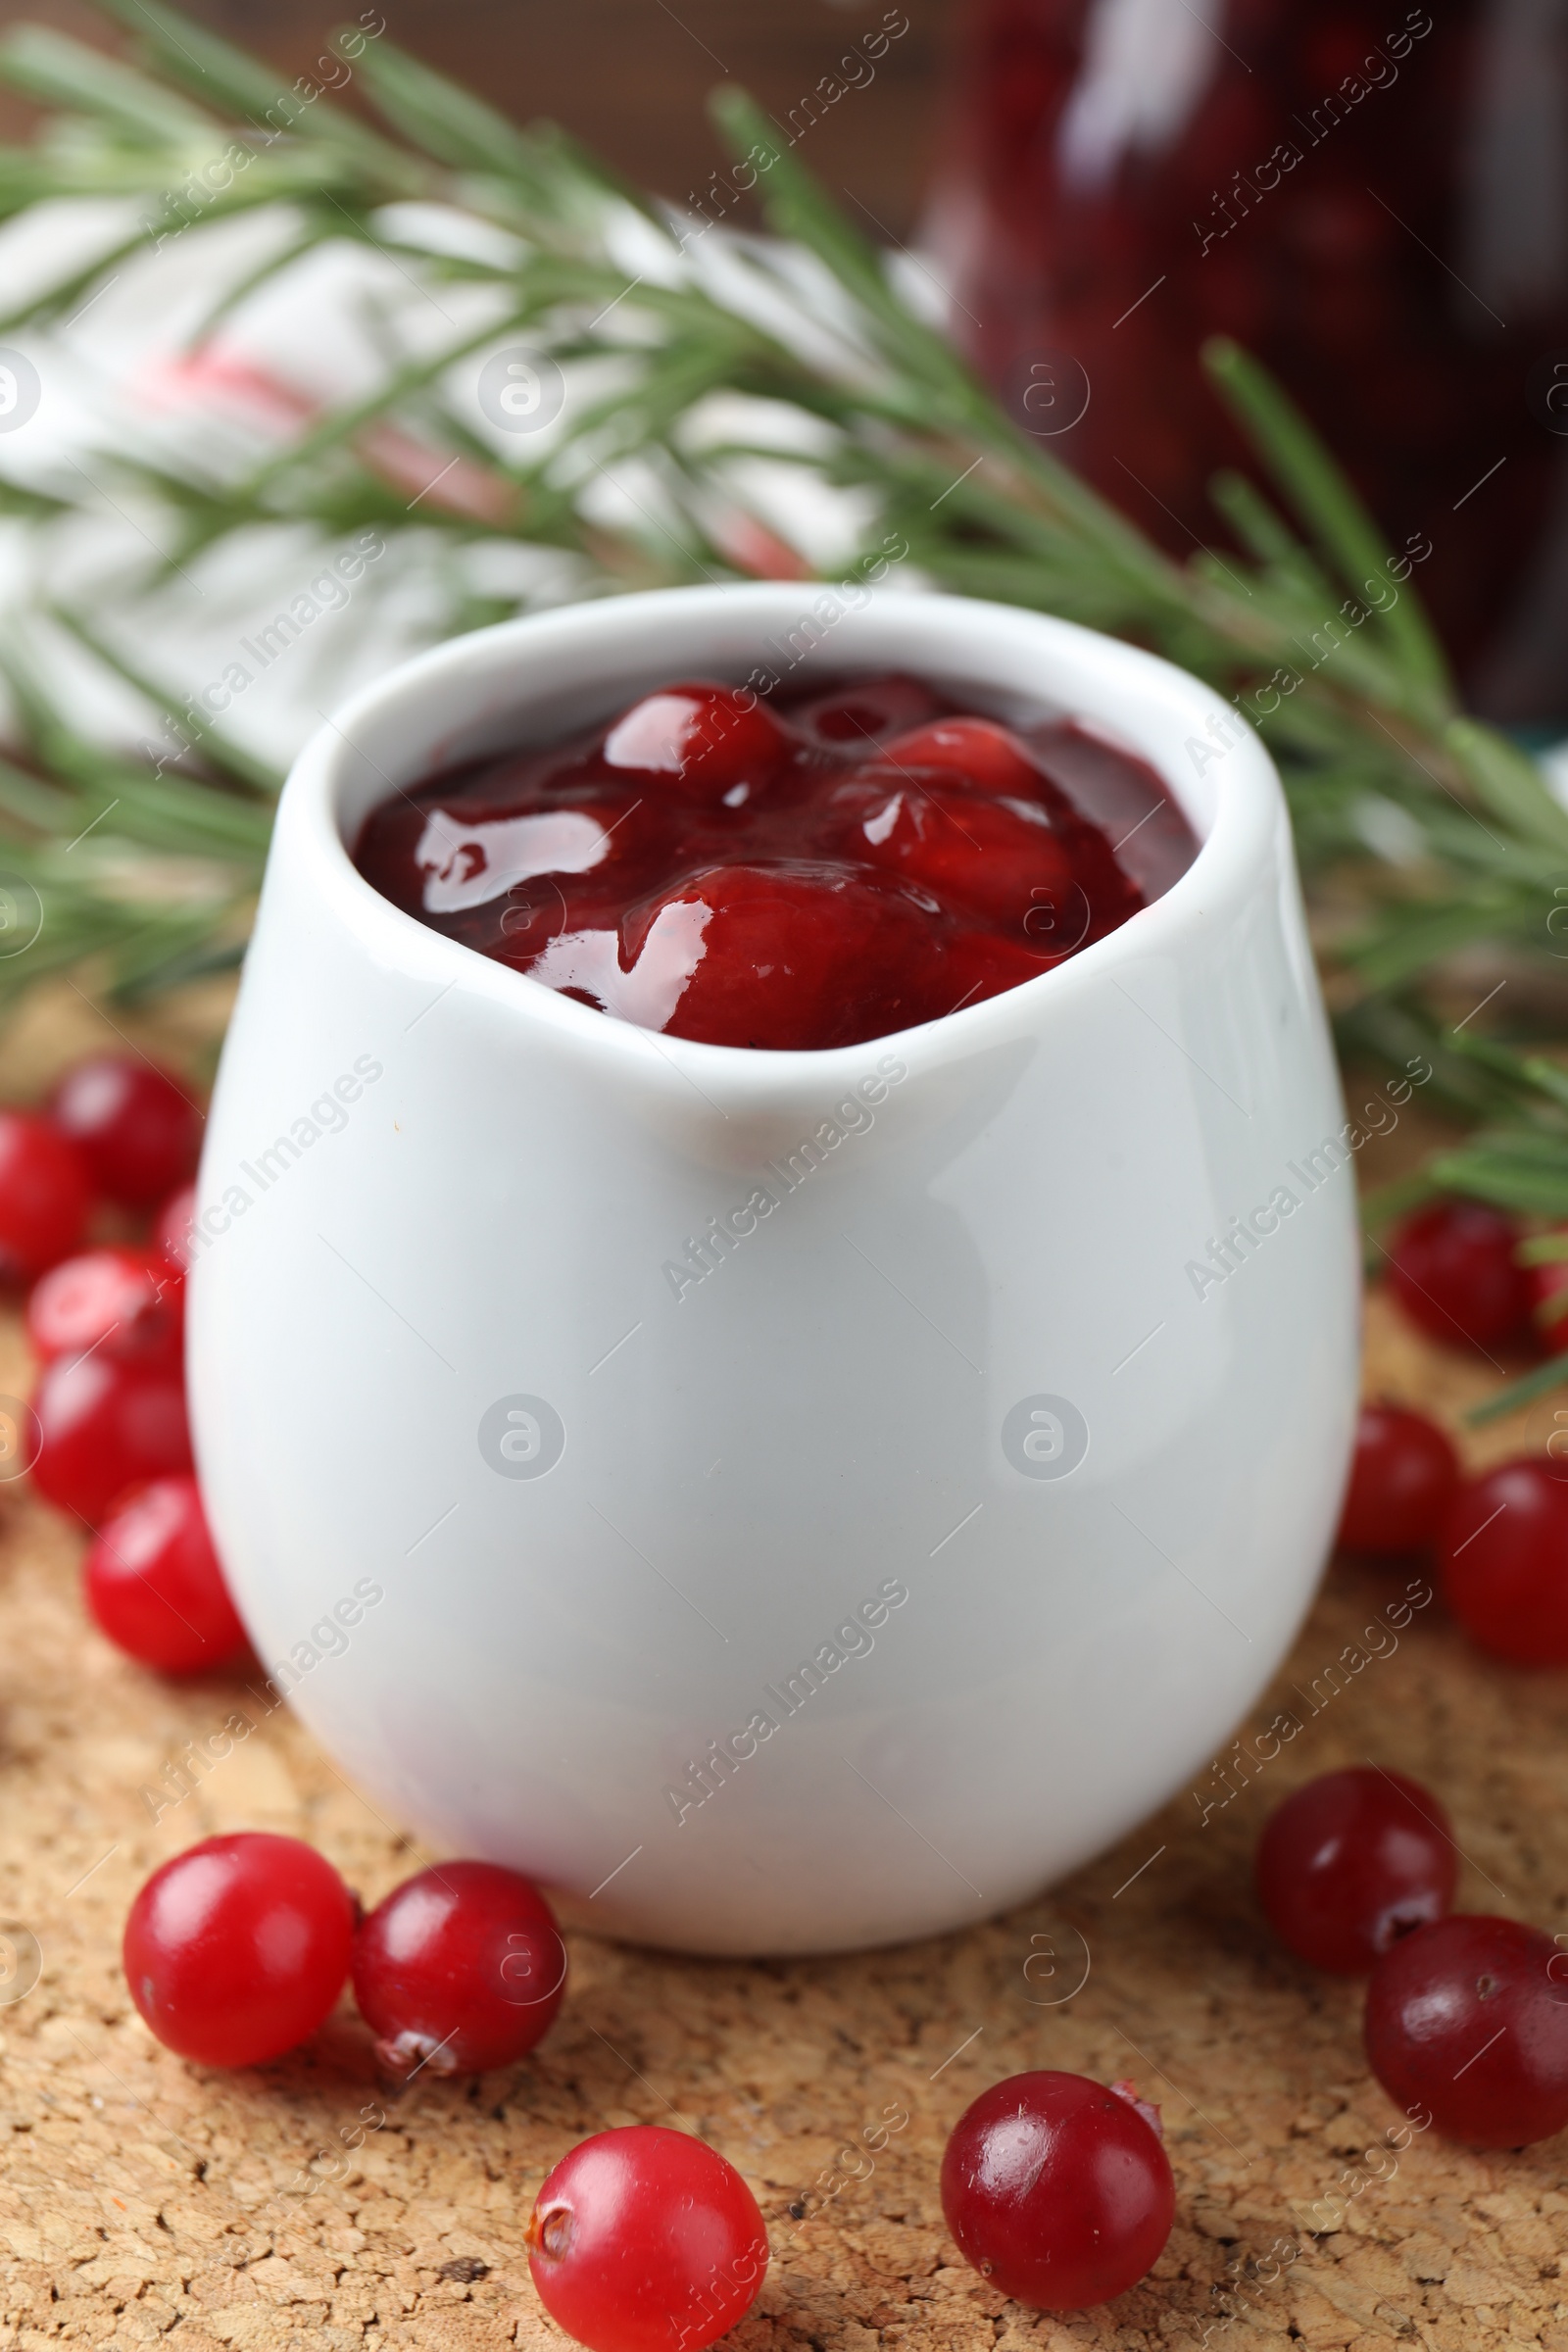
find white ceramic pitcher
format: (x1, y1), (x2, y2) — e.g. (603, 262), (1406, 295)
(188, 584), (1359, 1955)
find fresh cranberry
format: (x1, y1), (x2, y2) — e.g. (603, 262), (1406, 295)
(155, 1182), (197, 1270)
(1527, 1231), (1568, 1346)
(0, 1112), (91, 1279)
(85, 1476), (245, 1675)
(123, 1832), (354, 2067)
(352, 1860), (566, 2078)
(602, 683), (789, 807)
(1337, 1403), (1459, 1554)
(1384, 1200), (1533, 1352)
(26, 1247), (183, 1368)
(526, 2126), (768, 2352)
(1255, 1768), (1456, 1972)
(941, 2071), (1174, 2309)
(48, 1054), (201, 1208)
(1441, 1457), (1568, 1664)
(31, 1350), (192, 1524)
(1365, 1915), (1568, 2145)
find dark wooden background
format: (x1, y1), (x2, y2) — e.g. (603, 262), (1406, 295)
(0, 0), (956, 235)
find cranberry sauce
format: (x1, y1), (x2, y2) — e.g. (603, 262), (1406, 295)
(353, 673), (1199, 1051)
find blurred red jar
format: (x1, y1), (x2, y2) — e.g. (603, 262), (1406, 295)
(928, 0), (1568, 719)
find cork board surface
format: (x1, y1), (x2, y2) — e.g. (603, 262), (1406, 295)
(1, 990), (1567, 2352)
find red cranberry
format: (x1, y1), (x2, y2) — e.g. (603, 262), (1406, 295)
(941, 2071), (1174, 2309)
(844, 777), (1079, 932)
(85, 1476), (245, 1675)
(155, 1182), (197, 1270)
(31, 1350), (192, 1524)
(0, 1112), (91, 1280)
(352, 1860), (566, 2078)
(881, 715), (1046, 798)
(791, 673), (941, 746)
(26, 1247), (183, 1369)
(611, 863), (948, 1050)
(48, 1054), (201, 1208)
(943, 926), (1067, 1010)
(1385, 1200), (1533, 1352)
(526, 2126), (768, 2352)
(123, 1832), (354, 2067)
(1365, 1915), (1568, 2145)
(1441, 1457), (1568, 1665)
(1255, 1768), (1456, 1973)
(1337, 1403), (1459, 1554)
(1527, 1231), (1568, 1346)
(602, 683), (789, 807)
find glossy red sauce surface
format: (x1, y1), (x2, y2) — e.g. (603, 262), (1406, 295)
(353, 673), (1200, 1051)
